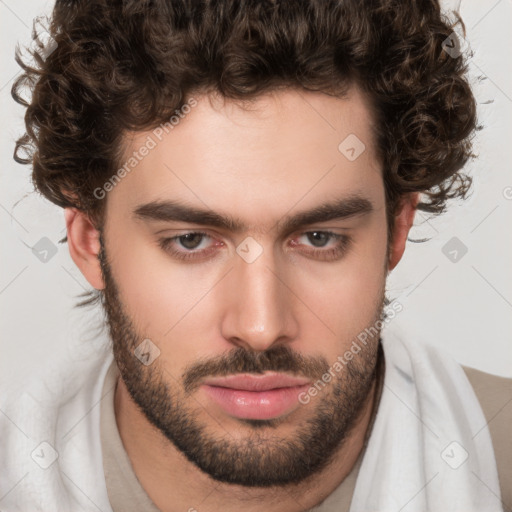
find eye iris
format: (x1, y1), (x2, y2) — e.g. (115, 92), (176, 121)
(179, 233), (204, 250)
(307, 231), (330, 247)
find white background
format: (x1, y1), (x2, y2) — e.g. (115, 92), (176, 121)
(1, 0), (511, 382)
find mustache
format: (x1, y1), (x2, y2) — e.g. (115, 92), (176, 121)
(182, 344), (330, 393)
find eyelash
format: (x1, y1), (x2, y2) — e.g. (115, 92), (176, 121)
(157, 231), (351, 262)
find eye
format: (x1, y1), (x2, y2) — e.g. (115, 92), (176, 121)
(302, 231), (334, 248)
(290, 231), (351, 261)
(158, 232), (220, 261)
(174, 232), (209, 250)
(158, 230), (351, 263)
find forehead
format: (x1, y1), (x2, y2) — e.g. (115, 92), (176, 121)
(107, 86), (383, 227)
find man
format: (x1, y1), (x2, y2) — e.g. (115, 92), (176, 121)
(1, 0), (510, 511)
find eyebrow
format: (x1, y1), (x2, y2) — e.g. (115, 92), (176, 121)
(133, 195), (374, 234)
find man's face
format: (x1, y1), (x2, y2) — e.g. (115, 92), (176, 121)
(99, 86), (390, 486)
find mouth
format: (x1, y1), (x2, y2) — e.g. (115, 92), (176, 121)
(201, 372), (311, 420)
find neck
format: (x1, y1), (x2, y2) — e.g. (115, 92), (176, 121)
(114, 350), (383, 512)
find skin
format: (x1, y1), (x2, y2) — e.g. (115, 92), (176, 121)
(66, 85), (417, 511)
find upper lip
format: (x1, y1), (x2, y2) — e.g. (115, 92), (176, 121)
(202, 373), (310, 391)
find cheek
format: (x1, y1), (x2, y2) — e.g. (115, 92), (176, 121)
(290, 221), (388, 350)
(106, 233), (210, 332)
(105, 233), (226, 369)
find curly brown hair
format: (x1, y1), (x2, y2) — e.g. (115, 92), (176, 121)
(13, 0), (478, 246)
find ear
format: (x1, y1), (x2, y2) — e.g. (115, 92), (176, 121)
(387, 193), (419, 271)
(65, 208), (104, 290)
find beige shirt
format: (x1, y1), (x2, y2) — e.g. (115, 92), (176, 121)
(100, 351), (512, 512)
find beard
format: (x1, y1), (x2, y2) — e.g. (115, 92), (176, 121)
(98, 233), (385, 487)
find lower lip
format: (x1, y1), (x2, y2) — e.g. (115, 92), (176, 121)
(202, 384), (309, 420)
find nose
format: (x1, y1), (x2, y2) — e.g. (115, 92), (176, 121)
(220, 247), (299, 352)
